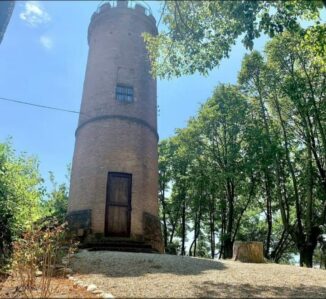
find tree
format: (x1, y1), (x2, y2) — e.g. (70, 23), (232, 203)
(238, 50), (286, 259)
(198, 85), (261, 258)
(168, 131), (196, 256)
(0, 140), (44, 266)
(237, 28), (325, 267)
(158, 140), (173, 249)
(144, 1), (323, 78)
(265, 30), (325, 267)
(156, 26), (325, 266)
(42, 169), (70, 223)
(159, 85), (275, 259)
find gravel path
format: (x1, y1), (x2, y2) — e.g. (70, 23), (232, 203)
(72, 250), (326, 298)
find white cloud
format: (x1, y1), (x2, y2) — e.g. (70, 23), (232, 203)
(20, 1), (51, 27)
(40, 35), (53, 49)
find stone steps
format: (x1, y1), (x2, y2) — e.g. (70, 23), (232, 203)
(87, 246), (158, 253)
(80, 238), (159, 254)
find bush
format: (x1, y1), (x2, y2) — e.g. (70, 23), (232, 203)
(165, 241), (180, 255)
(12, 220), (78, 298)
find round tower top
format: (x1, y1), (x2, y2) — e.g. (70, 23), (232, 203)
(91, 1), (156, 25)
(88, 0), (157, 45)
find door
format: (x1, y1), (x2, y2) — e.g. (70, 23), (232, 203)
(105, 172), (132, 237)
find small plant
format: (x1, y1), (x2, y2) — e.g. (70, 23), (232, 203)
(12, 219), (78, 298)
(38, 222), (65, 298)
(12, 229), (41, 292)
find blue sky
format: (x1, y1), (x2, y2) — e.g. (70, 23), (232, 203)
(0, 1), (269, 186)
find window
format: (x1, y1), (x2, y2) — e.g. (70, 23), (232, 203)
(116, 85), (134, 103)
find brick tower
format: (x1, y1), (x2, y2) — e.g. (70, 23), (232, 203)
(68, 0), (163, 252)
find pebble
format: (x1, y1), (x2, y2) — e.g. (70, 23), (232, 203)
(101, 292), (114, 298)
(92, 289), (103, 294)
(75, 280), (83, 285)
(35, 270), (42, 277)
(87, 284), (97, 292)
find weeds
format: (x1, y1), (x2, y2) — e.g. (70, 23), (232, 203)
(11, 220), (78, 298)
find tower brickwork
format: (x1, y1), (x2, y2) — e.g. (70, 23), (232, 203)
(68, 1), (163, 252)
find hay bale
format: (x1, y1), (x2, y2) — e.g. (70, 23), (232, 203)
(233, 241), (265, 263)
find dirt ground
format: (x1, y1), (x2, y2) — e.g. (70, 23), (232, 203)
(72, 250), (326, 298)
(0, 274), (96, 298)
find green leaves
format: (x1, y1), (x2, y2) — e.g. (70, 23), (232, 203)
(0, 141), (44, 237)
(0, 141), (70, 268)
(157, 24), (325, 263)
(0, 141), (45, 268)
(145, 0), (323, 78)
(42, 171), (69, 223)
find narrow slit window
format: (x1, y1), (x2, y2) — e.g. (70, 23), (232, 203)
(116, 85), (134, 103)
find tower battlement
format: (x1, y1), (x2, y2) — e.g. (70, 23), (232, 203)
(96, 0), (154, 18)
(88, 0), (156, 45)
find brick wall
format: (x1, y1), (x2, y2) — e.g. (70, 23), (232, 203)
(68, 3), (162, 251)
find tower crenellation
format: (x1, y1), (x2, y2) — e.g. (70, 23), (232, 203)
(88, 1), (157, 46)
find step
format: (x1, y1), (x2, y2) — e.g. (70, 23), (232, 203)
(85, 242), (152, 248)
(85, 240), (148, 245)
(87, 247), (158, 253)
(83, 237), (147, 244)
(82, 242), (152, 249)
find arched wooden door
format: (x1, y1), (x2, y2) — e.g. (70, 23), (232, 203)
(105, 172), (132, 237)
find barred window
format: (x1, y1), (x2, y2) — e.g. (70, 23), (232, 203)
(116, 85), (133, 103)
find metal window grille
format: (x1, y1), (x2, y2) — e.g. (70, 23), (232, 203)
(116, 85), (133, 103)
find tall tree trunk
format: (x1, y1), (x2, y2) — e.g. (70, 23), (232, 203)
(270, 228), (292, 263)
(300, 246), (314, 268)
(209, 209), (215, 259)
(223, 180), (234, 259)
(168, 197), (183, 244)
(169, 223), (176, 245)
(306, 114), (326, 193)
(223, 237), (234, 259)
(160, 187), (168, 249)
(299, 226), (322, 267)
(189, 207), (201, 257)
(273, 95), (304, 237)
(219, 204), (226, 259)
(306, 132), (313, 249)
(181, 195), (186, 256)
(256, 87), (286, 255)
(232, 176), (256, 242)
(264, 172), (273, 258)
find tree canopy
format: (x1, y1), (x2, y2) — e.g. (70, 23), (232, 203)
(144, 0), (324, 78)
(158, 28), (326, 267)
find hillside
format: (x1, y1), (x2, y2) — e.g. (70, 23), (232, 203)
(72, 250), (326, 298)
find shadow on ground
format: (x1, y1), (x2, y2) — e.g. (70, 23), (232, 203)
(72, 251), (226, 277)
(195, 281), (326, 298)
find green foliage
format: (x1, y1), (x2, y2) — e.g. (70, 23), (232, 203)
(144, 1), (323, 78)
(42, 170), (69, 223)
(165, 241), (180, 255)
(158, 25), (325, 266)
(0, 140), (71, 270)
(195, 237), (210, 259)
(0, 140), (44, 267)
(314, 237), (326, 269)
(236, 210), (266, 242)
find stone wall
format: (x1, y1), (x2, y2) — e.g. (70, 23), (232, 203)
(143, 212), (164, 253)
